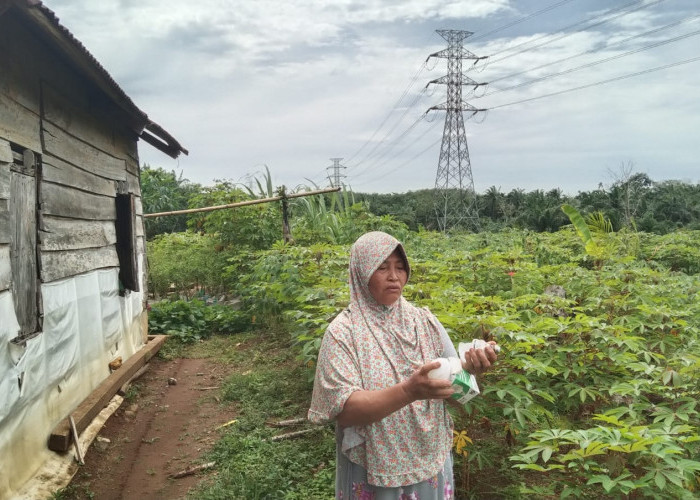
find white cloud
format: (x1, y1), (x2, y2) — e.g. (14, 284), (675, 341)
(41, 0), (700, 194)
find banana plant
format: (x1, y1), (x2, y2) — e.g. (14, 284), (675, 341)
(561, 204), (612, 267)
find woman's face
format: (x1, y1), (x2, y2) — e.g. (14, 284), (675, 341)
(368, 249), (408, 306)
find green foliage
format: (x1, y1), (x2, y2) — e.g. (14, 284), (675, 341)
(351, 178), (700, 235)
(140, 166), (200, 239)
(187, 180), (282, 250)
(148, 299), (251, 343)
(291, 190), (409, 245)
(146, 232), (232, 298)
(218, 228), (700, 497)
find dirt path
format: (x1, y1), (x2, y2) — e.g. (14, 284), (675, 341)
(65, 355), (237, 500)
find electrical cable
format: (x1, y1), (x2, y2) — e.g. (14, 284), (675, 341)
(483, 13), (700, 87)
(481, 27), (700, 97)
(346, 87), (428, 170)
(350, 113), (429, 178)
(344, 61), (428, 166)
(469, 0), (579, 43)
(487, 55), (700, 110)
(483, 0), (665, 65)
(353, 135), (443, 187)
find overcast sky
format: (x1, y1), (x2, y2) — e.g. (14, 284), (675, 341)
(43, 0), (699, 195)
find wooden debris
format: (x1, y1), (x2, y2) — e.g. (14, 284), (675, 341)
(269, 417), (307, 427)
(196, 386), (220, 391)
(169, 461), (216, 479)
(266, 428), (319, 442)
(68, 415), (84, 465)
(118, 363), (151, 396)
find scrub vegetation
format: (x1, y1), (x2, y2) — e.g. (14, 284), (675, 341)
(144, 166), (700, 499)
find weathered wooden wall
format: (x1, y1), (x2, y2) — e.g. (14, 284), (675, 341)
(0, 140), (11, 292)
(0, 10), (146, 288)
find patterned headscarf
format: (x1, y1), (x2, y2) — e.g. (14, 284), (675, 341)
(309, 231), (453, 487)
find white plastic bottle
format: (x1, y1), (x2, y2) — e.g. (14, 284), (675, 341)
(427, 357), (463, 381)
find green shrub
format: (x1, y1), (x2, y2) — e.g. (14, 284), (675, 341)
(148, 299), (251, 343)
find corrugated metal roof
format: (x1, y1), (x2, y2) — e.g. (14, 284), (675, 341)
(3, 0), (188, 158)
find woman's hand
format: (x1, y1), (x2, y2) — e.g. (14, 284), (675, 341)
(401, 361), (455, 402)
(462, 342), (499, 375)
(337, 361), (454, 427)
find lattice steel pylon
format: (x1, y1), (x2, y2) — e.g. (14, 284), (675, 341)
(327, 157), (346, 188)
(427, 30), (486, 232)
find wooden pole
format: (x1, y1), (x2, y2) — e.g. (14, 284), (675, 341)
(281, 187), (291, 243)
(144, 186), (340, 218)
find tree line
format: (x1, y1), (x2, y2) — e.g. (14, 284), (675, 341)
(141, 165), (700, 243)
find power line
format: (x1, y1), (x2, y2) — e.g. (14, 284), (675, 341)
(350, 117), (442, 185)
(346, 87), (428, 170)
(482, 0), (666, 65)
(349, 113), (428, 178)
(469, 0), (579, 42)
(344, 1), (587, 174)
(484, 13), (700, 87)
(344, 62), (428, 166)
(481, 27), (700, 97)
(353, 136), (443, 188)
(488, 55), (700, 110)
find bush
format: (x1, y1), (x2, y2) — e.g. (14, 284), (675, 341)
(147, 232), (233, 298)
(149, 299), (251, 343)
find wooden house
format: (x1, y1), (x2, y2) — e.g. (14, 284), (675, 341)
(0, 1), (186, 497)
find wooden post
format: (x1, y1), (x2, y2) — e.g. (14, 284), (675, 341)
(280, 186), (291, 243)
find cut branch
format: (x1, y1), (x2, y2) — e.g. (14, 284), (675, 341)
(169, 461), (216, 479)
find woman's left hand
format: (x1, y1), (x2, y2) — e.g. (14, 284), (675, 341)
(462, 342), (498, 375)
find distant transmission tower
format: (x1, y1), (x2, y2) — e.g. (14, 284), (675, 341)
(427, 30), (486, 232)
(327, 157), (346, 188)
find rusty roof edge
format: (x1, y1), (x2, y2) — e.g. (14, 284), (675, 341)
(13, 0), (187, 158)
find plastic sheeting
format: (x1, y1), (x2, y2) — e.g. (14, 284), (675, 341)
(0, 268), (145, 500)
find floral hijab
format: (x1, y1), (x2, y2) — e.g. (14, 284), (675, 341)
(309, 231), (453, 487)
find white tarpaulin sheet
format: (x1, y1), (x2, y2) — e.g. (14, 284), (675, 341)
(0, 268), (145, 500)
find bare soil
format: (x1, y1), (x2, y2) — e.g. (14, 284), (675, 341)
(65, 355), (238, 500)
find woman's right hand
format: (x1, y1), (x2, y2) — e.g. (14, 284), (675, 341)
(402, 361), (454, 402)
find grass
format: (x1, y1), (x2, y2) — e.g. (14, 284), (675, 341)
(157, 331), (336, 500)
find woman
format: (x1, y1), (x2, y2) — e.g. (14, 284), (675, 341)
(309, 231), (498, 499)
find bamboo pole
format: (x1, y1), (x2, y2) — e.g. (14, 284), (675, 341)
(144, 186), (341, 218)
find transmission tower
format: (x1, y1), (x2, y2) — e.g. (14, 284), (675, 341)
(326, 157), (346, 188)
(427, 29), (486, 232)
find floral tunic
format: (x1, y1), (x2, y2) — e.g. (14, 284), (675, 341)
(308, 231), (456, 498)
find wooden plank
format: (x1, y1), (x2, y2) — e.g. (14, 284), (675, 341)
(125, 170), (141, 196)
(0, 93), (42, 154)
(42, 121), (126, 181)
(135, 215), (144, 237)
(0, 244), (10, 291)
(41, 181), (115, 220)
(133, 196), (143, 216)
(49, 335), (168, 452)
(0, 137), (12, 163)
(39, 216), (116, 251)
(40, 246), (119, 283)
(0, 13), (42, 113)
(0, 163), (8, 200)
(42, 83), (118, 156)
(0, 199), (8, 244)
(42, 155), (116, 197)
(10, 170), (38, 334)
(0, 161), (9, 200)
